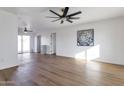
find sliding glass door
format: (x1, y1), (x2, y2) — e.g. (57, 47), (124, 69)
(22, 36), (30, 53)
(18, 35), (30, 53)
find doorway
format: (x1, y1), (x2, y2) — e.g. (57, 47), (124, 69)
(51, 33), (56, 55)
(18, 35), (31, 53)
(37, 35), (41, 53)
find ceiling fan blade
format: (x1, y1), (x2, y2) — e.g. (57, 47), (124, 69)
(60, 20), (64, 24)
(24, 30), (32, 32)
(49, 10), (62, 17)
(63, 7), (69, 17)
(66, 19), (73, 23)
(51, 18), (61, 22)
(67, 11), (82, 17)
(69, 17), (80, 19)
(46, 16), (60, 18)
(24, 30), (32, 33)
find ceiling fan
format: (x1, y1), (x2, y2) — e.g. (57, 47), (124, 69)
(47, 7), (82, 24)
(24, 27), (32, 33)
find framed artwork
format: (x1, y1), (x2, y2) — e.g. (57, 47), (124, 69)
(77, 29), (94, 46)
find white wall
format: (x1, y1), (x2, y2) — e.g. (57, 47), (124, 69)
(41, 17), (124, 65)
(56, 17), (124, 65)
(40, 32), (51, 54)
(30, 35), (35, 52)
(41, 32), (51, 46)
(0, 10), (18, 70)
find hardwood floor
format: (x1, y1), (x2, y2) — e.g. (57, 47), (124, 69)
(0, 53), (124, 86)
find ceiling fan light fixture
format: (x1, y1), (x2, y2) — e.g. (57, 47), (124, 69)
(48, 7), (82, 24)
(24, 27), (32, 33)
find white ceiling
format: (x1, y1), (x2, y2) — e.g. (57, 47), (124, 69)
(1, 7), (124, 32)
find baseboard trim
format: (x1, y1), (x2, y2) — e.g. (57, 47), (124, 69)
(56, 54), (124, 66)
(0, 64), (19, 70)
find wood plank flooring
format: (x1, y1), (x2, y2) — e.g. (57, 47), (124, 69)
(0, 53), (124, 86)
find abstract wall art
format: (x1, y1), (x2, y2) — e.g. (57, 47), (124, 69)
(77, 29), (94, 46)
